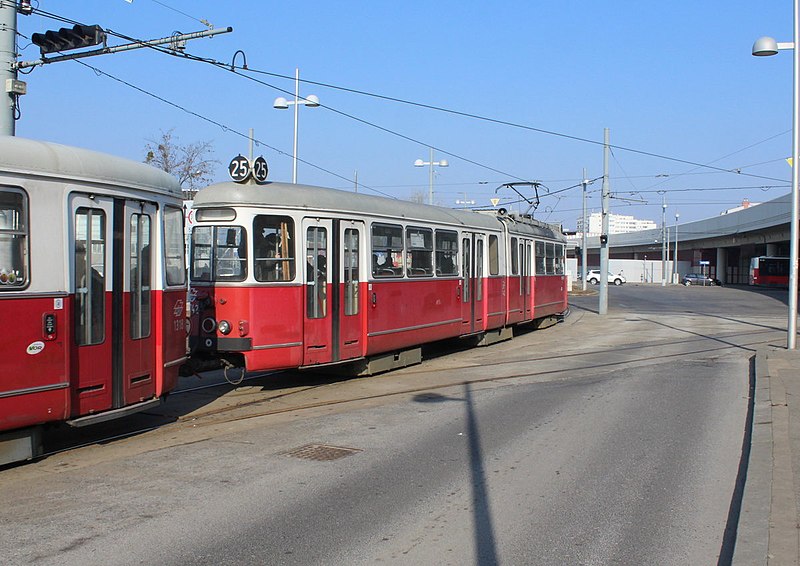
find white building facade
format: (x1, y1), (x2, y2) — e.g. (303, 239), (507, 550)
(575, 212), (657, 236)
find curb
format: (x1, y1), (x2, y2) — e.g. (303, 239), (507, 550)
(732, 348), (771, 565)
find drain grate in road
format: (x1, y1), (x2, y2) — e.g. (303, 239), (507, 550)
(285, 444), (362, 461)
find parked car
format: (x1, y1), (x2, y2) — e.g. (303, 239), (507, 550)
(682, 273), (720, 286)
(584, 270), (626, 285)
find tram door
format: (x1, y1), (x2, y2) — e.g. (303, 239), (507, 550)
(524, 239), (533, 320)
(123, 201), (157, 405)
(71, 196), (157, 417)
(339, 220), (365, 361)
(301, 217), (364, 366)
(460, 232), (485, 334)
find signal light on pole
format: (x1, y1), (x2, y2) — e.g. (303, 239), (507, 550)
(31, 25), (106, 55)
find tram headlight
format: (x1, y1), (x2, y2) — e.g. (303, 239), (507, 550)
(218, 320), (232, 335)
(201, 317), (217, 334)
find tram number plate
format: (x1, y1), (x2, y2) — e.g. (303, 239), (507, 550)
(253, 156), (269, 183)
(228, 155), (251, 183)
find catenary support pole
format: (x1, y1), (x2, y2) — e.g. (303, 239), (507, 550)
(0, 0), (17, 136)
(599, 129), (610, 315)
(661, 194), (667, 286)
(581, 168), (588, 292)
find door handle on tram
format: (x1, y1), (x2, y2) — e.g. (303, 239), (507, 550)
(372, 292), (377, 307)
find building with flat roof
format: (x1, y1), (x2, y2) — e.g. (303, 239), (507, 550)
(575, 212), (656, 236)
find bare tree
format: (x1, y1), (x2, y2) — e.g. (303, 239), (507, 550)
(144, 129), (218, 199)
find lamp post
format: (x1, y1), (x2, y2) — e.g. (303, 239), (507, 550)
(273, 68), (320, 184)
(414, 148), (448, 205)
(674, 212), (680, 283)
(754, 13), (800, 349)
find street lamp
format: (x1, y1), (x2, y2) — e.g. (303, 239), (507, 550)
(674, 212), (680, 283)
(753, 15), (800, 349)
(273, 68), (320, 184)
(414, 148), (448, 205)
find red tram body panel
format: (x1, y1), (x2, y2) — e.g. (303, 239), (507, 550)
(0, 137), (187, 465)
(185, 180), (568, 376)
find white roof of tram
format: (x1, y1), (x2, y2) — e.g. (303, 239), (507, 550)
(194, 180), (565, 241)
(0, 136), (182, 196)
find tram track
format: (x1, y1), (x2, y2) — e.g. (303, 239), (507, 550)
(175, 335), (775, 430)
(161, 324), (776, 426)
(30, 321), (780, 465)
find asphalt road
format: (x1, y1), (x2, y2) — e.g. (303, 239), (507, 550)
(0, 284), (787, 565)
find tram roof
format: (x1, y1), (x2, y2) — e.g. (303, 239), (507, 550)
(0, 136), (182, 196)
(194, 180), (564, 241)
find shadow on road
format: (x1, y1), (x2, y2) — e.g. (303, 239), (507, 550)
(464, 382), (499, 566)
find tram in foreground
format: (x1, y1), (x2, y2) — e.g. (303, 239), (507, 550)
(184, 158), (568, 377)
(0, 136), (188, 465)
(749, 256), (789, 286)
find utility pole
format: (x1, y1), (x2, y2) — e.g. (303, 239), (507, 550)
(581, 168), (588, 292)
(661, 194), (667, 287)
(599, 128), (610, 315)
(674, 212), (680, 282)
(354, 170), (358, 193)
(1, 0), (19, 136)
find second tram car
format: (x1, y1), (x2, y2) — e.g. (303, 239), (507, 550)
(185, 178), (567, 376)
(0, 136), (188, 465)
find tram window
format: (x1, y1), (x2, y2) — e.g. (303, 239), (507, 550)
(435, 230), (458, 276)
(75, 208), (106, 346)
(344, 228), (359, 316)
(191, 226), (213, 282)
(164, 206), (186, 286)
(0, 189), (28, 289)
(510, 237), (519, 275)
(554, 244), (564, 275)
(215, 227), (247, 280)
(190, 226), (247, 282)
(406, 226), (433, 277)
(371, 223), (403, 277)
(254, 215), (295, 282)
(306, 226), (327, 319)
(535, 241), (546, 275)
(546, 242), (555, 274)
(129, 214), (151, 340)
(488, 235), (499, 276)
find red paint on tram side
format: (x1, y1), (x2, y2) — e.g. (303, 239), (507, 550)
(533, 275), (567, 318)
(0, 296), (70, 429)
(337, 281), (364, 361)
(366, 278), (464, 355)
(485, 276), (507, 329)
(121, 291), (156, 405)
(71, 291), (113, 417)
(158, 288), (188, 396)
(193, 285), (305, 371)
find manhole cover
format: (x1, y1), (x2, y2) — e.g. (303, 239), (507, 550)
(285, 444), (362, 461)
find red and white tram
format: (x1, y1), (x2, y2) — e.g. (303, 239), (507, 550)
(185, 176), (567, 376)
(0, 136), (187, 465)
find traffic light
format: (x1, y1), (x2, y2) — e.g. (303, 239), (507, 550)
(31, 25), (105, 55)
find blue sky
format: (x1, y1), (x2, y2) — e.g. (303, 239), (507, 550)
(11, 1), (794, 230)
